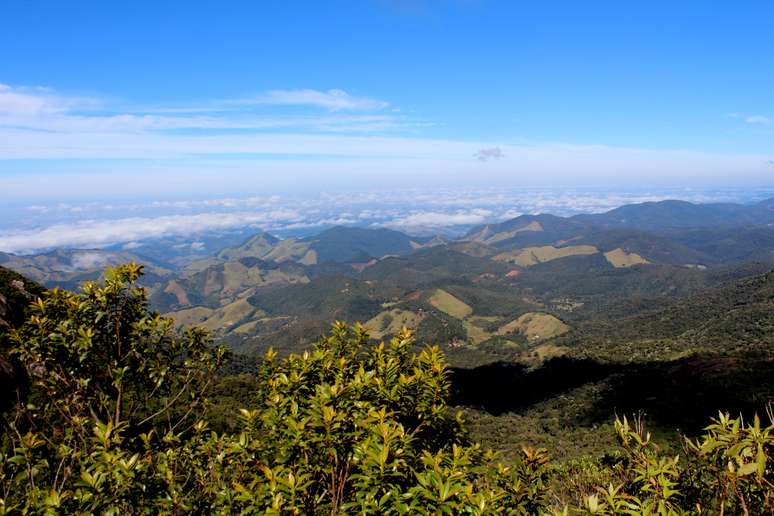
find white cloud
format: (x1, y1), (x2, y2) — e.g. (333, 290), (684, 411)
(385, 210), (492, 229)
(0, 84), (404, 137)
(0, 83), (96, 116)
(745, 115), (771, 125)
(0, 210), (303, 254)
(474, 147), (504, 161)
(730, 112), (772, 126)
(70, 251), (114, 270)
(1, 83), (773, 200)
(3, 188), (768, 253)
(242, 89), (389, 111)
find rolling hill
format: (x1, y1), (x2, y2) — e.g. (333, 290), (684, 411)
(8, 197), (774, 367)
(187, 226), (418, 272)
(0, 249), (172, 289)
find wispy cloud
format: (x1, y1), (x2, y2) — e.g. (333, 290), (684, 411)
(0, 84), (402, 136)
(384, 209), (493, 229)
(0, 83), (97, 116)
(728, 112), (771, 125)
(745, 115), (771, 125)
(1, 84), (773, 198)
(0, 210), (303, 254)
(234, 89), (389, 111)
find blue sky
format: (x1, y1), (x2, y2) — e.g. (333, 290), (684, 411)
(1, 0), (773, 204)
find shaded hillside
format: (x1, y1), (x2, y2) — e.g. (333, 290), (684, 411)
(452, 355), (774, 431)
(362, 247), (507, 286)
(576, 229), (709, 265)
(516, 256), (712, 316)
(666, 226), (774, 264)
(560, 268), (774, 360)
(306, 226), (417, 263)
(464, 214), (586, 249)
(572, 199), (774, 229)
(247, 274), (392, 321)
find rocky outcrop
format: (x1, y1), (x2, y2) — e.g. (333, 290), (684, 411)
(0, 274), (39, 419)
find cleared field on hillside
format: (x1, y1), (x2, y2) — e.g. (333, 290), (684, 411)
(164, 281), (191, 305)
(168, 298), (266, 333)
(604, 248), (649, 268)
(521, 343), (568, 363)
(429, 288), (473, 319)
(468, 220), (544, 244)
(463, 320), (492, 344)
(497, 312), (570, 341)
(467, 315), (500, 327)
(493, 245), (598, 267)
(262, 240), (313, 263)
(484, 221), (544, 244)
(167, 306), (213, 327)
(364, 309), (425, 339)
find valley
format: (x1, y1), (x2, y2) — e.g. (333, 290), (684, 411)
(5, 196), (774, 460)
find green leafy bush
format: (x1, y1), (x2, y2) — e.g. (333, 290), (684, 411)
(0, 265), (549, 514)
(1, 264), (773, 514)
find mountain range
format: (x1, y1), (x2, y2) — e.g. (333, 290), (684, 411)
(5, 196), (774, 363)
(5, 195), (774, 458)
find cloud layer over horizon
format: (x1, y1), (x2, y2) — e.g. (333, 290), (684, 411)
(2, 83), (774, 203)
(1, 187), (771, 254)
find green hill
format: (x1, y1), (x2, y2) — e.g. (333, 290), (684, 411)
(190, 226), (417, 270)
(572, 199), (773, 229)
(0, 249), (171, 289)
(150, 257), (309, 312)
(558, 268), (774, 361)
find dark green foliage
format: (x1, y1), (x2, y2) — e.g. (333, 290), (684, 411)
(561, 269), (774, 360)
(440, 282), (535, 318)
(578, 229), (708, 264)
(249, 274), (389, 321)
(361, 248), (509, 290)
(414, 306), (467, 346)
(668, 226), (774, 265)
(204, 373), (264, 433)
(520, 259), (709, 314)
(238, 255), (278, 269)
(304, 226), (416, 263)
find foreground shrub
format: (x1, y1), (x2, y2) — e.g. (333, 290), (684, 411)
(0, 265), (549, 513)
(1, 264), (773, 514)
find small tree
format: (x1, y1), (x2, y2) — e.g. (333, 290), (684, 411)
(1, 264), (226, 512)
(198, 323), (552, 514)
